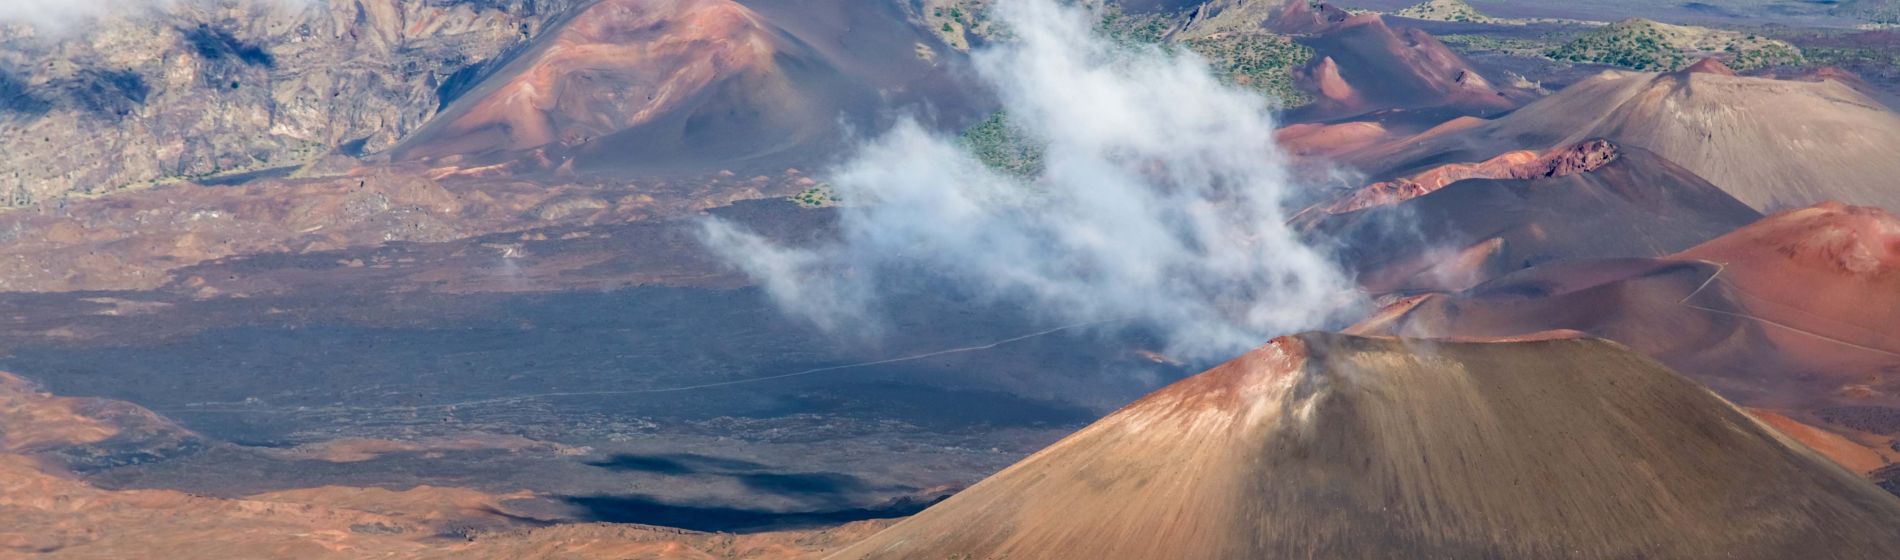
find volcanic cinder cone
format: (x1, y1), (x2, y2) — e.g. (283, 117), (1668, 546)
(1674, 202), (1900, 367)
(828, 333), (1900, 559)
(1364, 67), (1900, 212)
(1289, 12), (1529, 123)
(1357, 202), (1900, 420)
(1299, 140), (1762, 294)
(394, 0), (969, 175)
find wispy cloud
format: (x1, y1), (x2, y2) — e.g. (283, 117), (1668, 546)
(0, 0), (314, 31)
(702, 0), (1363, 360)
(0, 0), (169, 29)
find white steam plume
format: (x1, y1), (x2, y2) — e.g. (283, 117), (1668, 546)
(701, 0), (1363, 360)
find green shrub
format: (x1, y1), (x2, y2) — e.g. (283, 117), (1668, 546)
(1184, 33), (1315, 106)
(959, 111), (1044, 178)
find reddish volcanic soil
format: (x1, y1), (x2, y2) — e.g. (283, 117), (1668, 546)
(396, 0), (969, 176)
(1287, 12), (1531, 123)
(1312, 138), (1621, 214)
(1674, 202), (1900, 370)
(398, 0), (793, 164)
(0, 451), (888, 559)
(1748, 409), (1892, 474)
(1683, 57), (1739, 76)
(1274, 120), (1388, 159)
(1306, 55), (1368, 109)
(1356, 203), (1900, 474)
(0, 370), (888, 559)
(828, 333), (1900, 559)
(0, 371), (202, 471)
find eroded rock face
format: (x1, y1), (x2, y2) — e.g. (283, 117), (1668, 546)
(0, 0), (586, 205)
(1320, 139), (1620, 214)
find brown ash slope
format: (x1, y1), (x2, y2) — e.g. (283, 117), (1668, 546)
(1298, 140), (1762, 294)
(1354, 204), (1900, 476)
(0, 0), (975, 204)
(829, 333), (1900, 560)
(1180, 1), (1530, 125)
(1288, 11), (1531, 123)
(1360, 203), (1900, 411)
(1360, 61), (1900, 212)
(394, 0), (976, 177)
(1673, 201), (1900, 365)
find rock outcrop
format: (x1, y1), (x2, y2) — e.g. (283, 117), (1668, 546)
(0, 0), (585, 204)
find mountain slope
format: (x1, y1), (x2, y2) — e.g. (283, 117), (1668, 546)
(1289, 12), (1530, 122)
(395, 0), (973, 176)
(1298, 141), (1762, 293)
(829, 333), (1900, 559)
(1354, 203), (1900, 477)
(1364, 66), (1900, 212)
(0, 0), (586, 204)
(1361, 203), (1900, 405)
(1546, 18), (1802, 71)
(1674, 202), (1900, 378)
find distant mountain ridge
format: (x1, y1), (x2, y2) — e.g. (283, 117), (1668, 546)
(0, 0), (597, 204)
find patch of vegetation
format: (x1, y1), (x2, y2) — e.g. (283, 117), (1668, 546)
(925, 0), (996, 50)
(927, 3), (1311, 108)
(1096, 4), (1174, 47)
(1803, 46), (1900, 68)
(1395, 0), (1492, 23)
(1437, 34), (1557, 57)
(1800, 44), (1900, 83)
(1546, 18), (1803, 71)
(1095, 7), (1312, 106)
(959, 111), (1044, 178)
(1184, 33), (1315, 105)
(1547, 22), (1689, 70)
(1725, 40), (1804, 70)
(789, 184), (839, 208)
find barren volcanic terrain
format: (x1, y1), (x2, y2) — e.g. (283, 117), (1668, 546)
(5, 0), (1900, 556)
(833, 334), (1900, 559)
(1299, 139), (1762, 293)
(1356, 203), (1900, 477)
(397, 0), (975, 177)
(1360, 62), (1900, 212)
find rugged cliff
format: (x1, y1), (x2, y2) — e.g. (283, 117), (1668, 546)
(0, 0), (585, 205)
